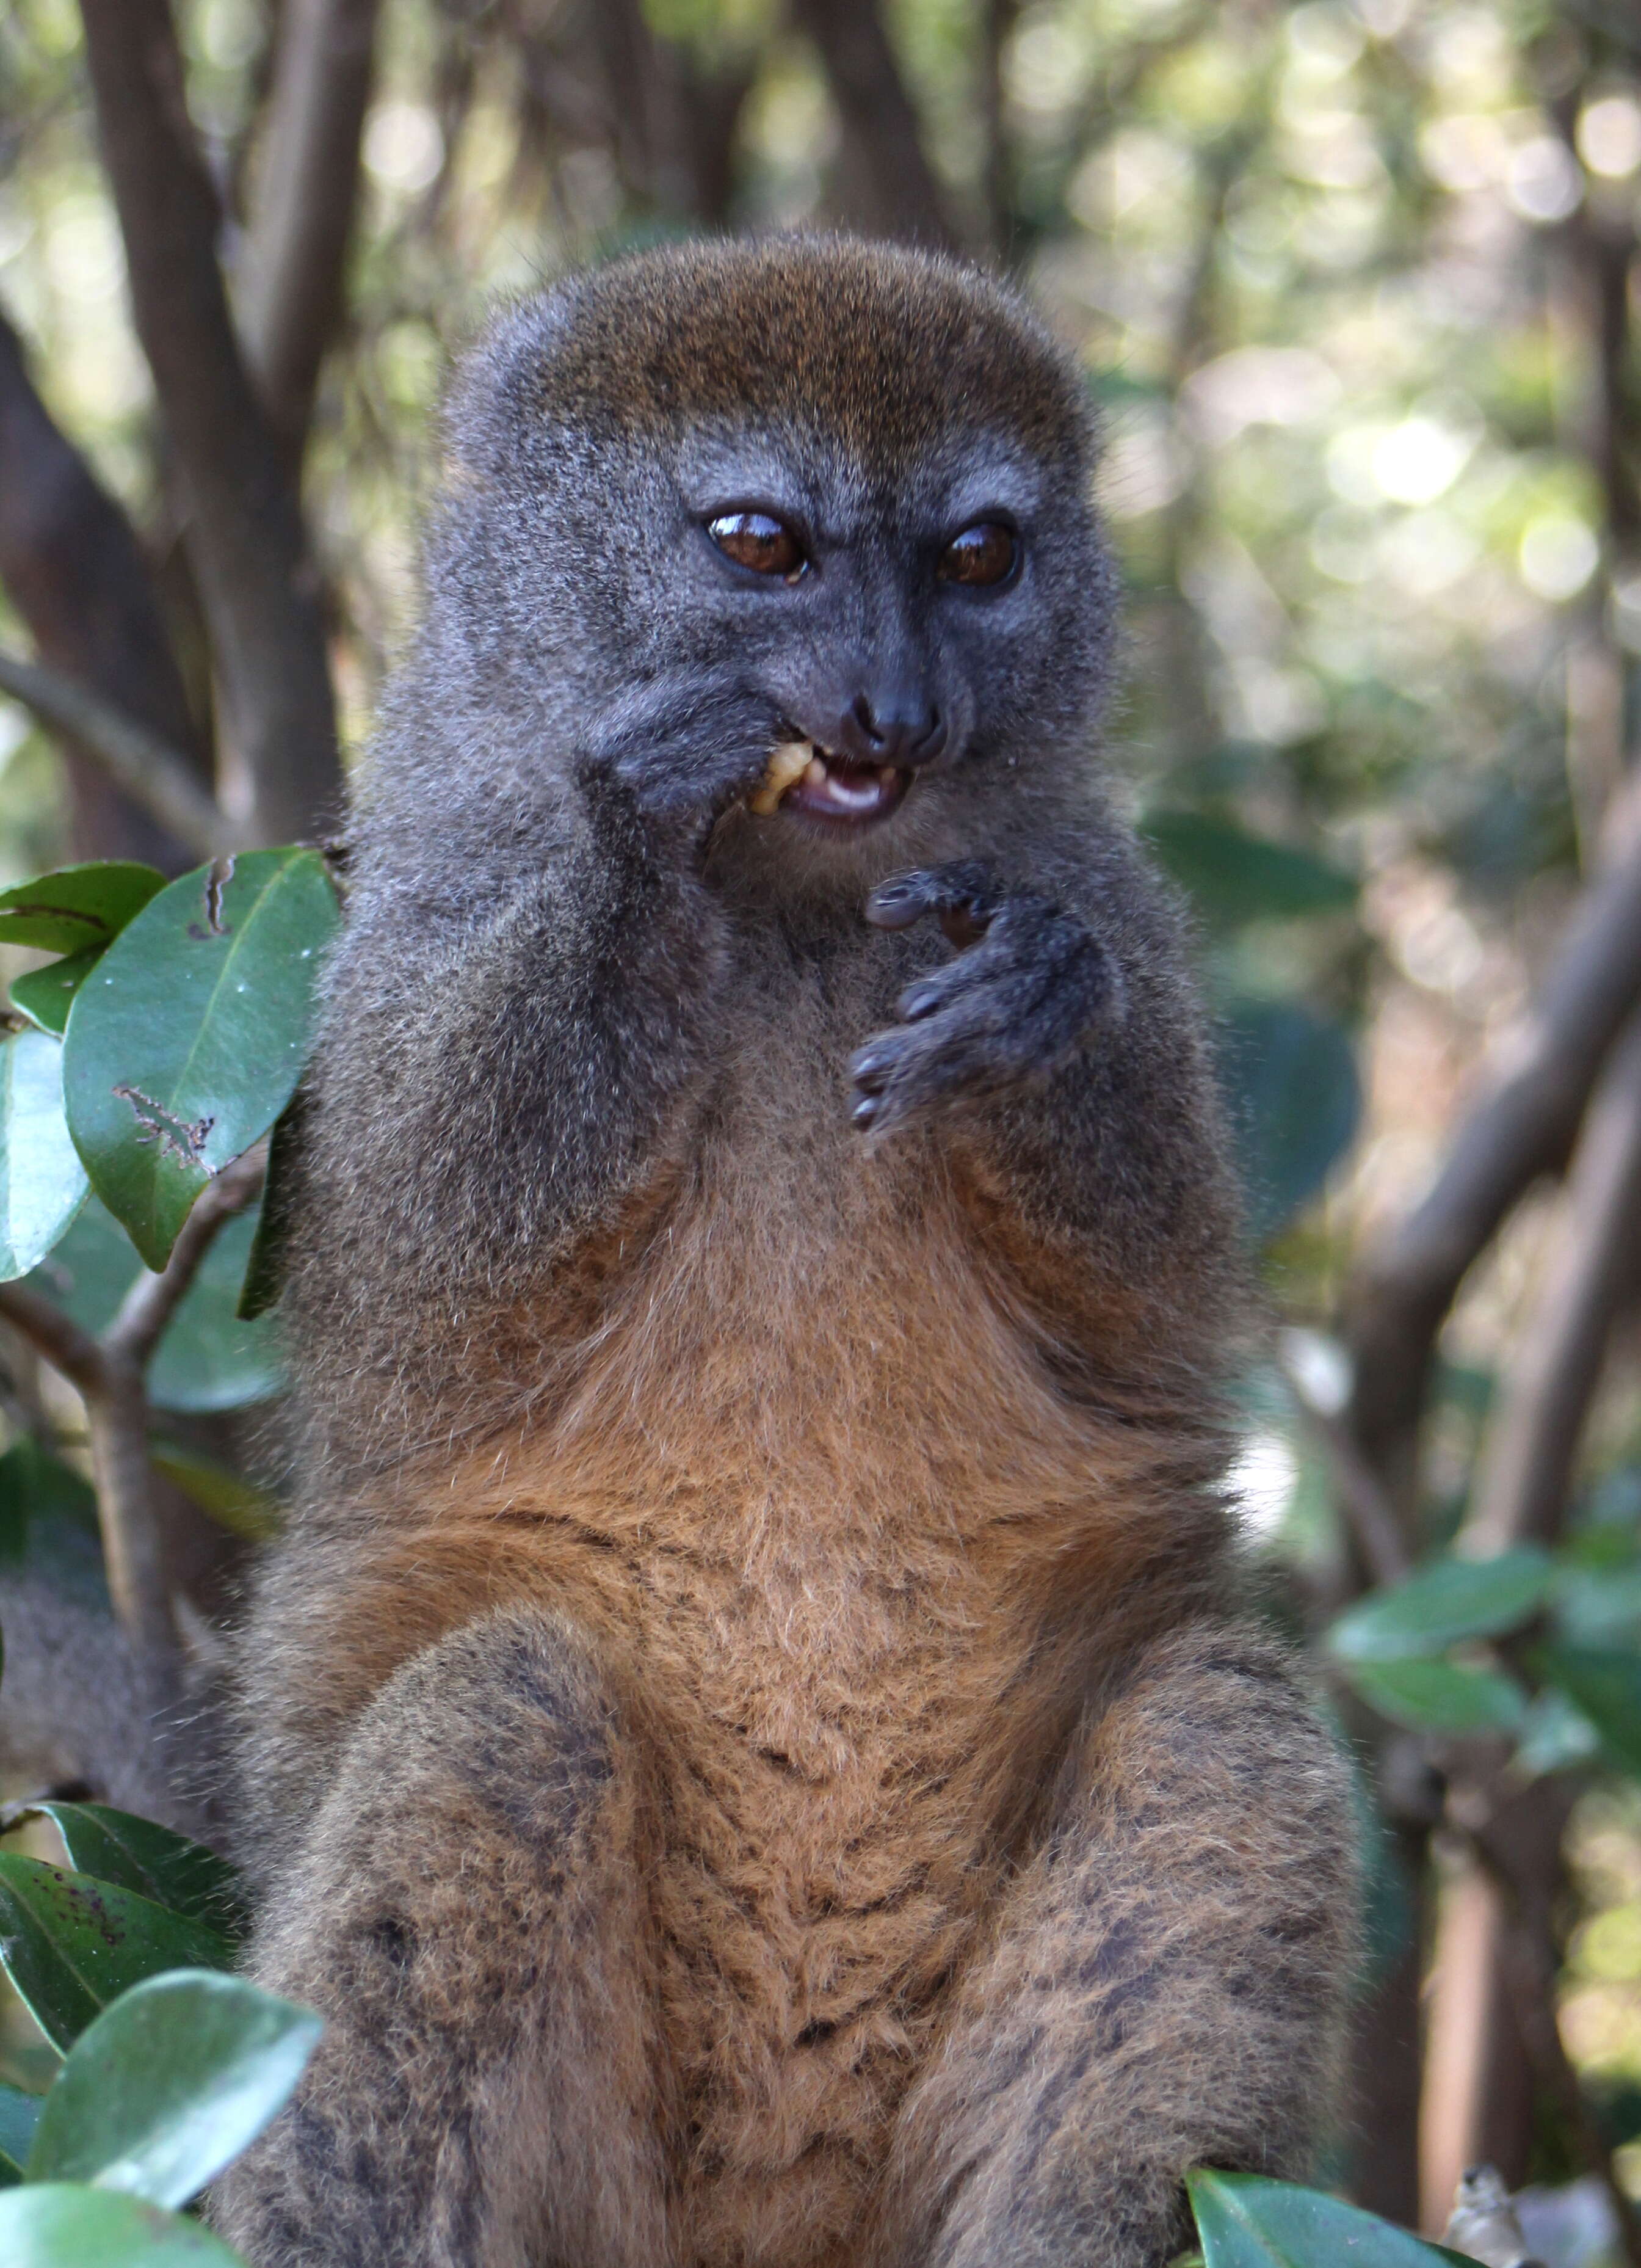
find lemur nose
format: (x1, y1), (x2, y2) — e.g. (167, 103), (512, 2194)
(839, 690), (946, 769)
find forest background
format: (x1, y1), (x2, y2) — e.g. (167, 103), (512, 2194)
(1, 0), (1640, 2260)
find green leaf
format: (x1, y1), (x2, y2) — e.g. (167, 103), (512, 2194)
(0, 1856), (234, 2053)
(0, 1441), (106, 1612)
(0, 865), (165, 956)
(1143, 811), (1358, 925)
(0, 1031), (88, 1282)
(1327, 1549), (1552, 1662)
(1189, 2170), (1473, 2265)
(25, 1200), (283, 1414)
(28, 1970), (319, 2208)
(235, 1096), (303, 1322)
(0, 2184), (250, 2265)
(1219, 1000), (1360, 1240)
(149, 1212), (283, 1411)
(61, 849), (339, 1271)
(150, 1444), (281, 1544)
(1514, 1686), (1602, 1778)
(1551, 1558), (1641, 1648)
(9, 950), (103, 1039)
(1537, 1645), (1641, 1776)
(1341, 1656), (1528, 1736)
(15, 1806), (248, 1941)
(0, 1439), (98, 1557)
(0, 2084), (43, 2184)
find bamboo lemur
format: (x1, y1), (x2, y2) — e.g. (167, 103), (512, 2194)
(215, 236), (1358, 2268)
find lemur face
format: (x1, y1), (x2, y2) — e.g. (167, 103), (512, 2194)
(443, 236), (1117, 865)
(672, 423), (1045, 833)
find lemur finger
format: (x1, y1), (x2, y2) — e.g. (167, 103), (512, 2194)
(620, 740), (771, 825)
(888, 896), (1079, 1027)
(980, 899), (1128, 1051)
(852, 1007), (1021, 1136)
(893, 932), (1015, 1027)
(852, 923), (1120, 1125)
(866, 860), (1002, 946)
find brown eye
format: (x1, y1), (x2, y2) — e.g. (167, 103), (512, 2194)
(938, 522), (1018, 588)
(707, 511), (806, 581)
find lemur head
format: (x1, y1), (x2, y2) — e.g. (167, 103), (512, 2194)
(432, 235), (1114, 879)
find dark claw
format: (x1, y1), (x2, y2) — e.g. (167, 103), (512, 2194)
(852, 1095), (880, 1130)
(900, 983), (943, 1022)
(851, 1048), (891, 1092)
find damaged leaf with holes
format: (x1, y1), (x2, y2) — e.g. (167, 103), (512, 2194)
(0, 1856), (234, 2054)
(58, 851), (338, 1273)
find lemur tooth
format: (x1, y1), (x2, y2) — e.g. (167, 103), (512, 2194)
(748, 740), (816, 816)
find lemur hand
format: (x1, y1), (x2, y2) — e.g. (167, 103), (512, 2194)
(578, 692), (783, 867)
(850, 860), (1123, 1138)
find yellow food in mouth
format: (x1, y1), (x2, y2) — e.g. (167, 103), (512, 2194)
(748, 740), (815, 816)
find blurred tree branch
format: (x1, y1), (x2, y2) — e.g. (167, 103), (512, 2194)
(239, 0), (382, 454)
(78, 0), (341, 847)
(0, 650), (231, 860)
(587, 0), (755, 225)
(1346, 777), (1641, 1510)
(789, 0), (958, 248)
(501, 0), (756, 231)
(0, 312), (210, 871)
(1281, 1348), (1411, 1590)
(1468, 1005), (1641, 1550)
(0, 1151), (264, 1685)
(1458, 1772), (1641, 2267)
(978, 0), (1020, 260)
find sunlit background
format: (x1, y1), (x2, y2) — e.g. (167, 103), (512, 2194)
(2, 2), (1640, 2258)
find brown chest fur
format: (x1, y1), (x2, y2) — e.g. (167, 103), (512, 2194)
(296, 1019), (1222, 2264)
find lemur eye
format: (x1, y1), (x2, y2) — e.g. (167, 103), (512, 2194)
(937, 522), (1018, 588)
(707, 512), (807, 581)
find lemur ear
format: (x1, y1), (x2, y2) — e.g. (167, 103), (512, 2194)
(441, 284), (588, 484)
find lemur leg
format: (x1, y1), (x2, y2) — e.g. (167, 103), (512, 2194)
(868, 1626), (1357, 2268)
(212, 1608), (672, 2268)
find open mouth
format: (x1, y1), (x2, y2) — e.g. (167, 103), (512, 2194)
(758, 743), (911, 827)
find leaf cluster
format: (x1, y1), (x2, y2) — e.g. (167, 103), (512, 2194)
(0, 851), (336, 1295)
(0, 1794), (316, 2266)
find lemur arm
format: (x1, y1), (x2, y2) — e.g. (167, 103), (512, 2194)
(281, 765), (745, 1467)
(314, 800), (728, 1274)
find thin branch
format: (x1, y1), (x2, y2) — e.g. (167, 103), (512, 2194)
(0, 1155), (263, 1673)
(1420, 1762), (1573, 2233)
(0, 308), (211, 871)
(0, 649), (233, 860)
(1546, 84), (1638, 551)
(78, 0), (341, 848)
(0, 1282), (103, 1398)
(1466, 1005), (1641, 1551)
(82, 1372), (178, 1676)
(239, 0), (381, 451)
(1281, 1351), (1411, 1588)
(1346, 777), (1641, 1500)
(109, 1149), (265, 1365)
